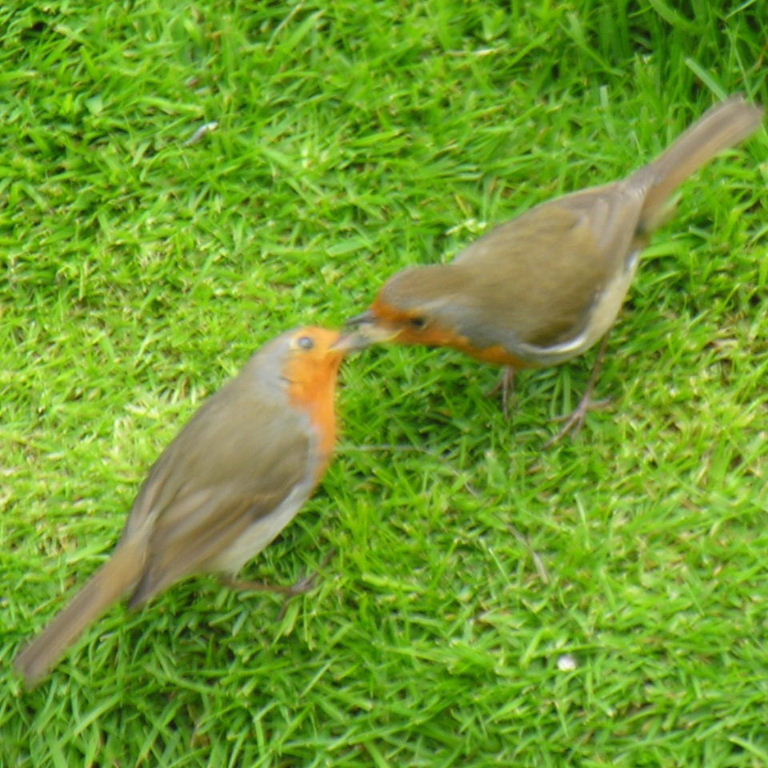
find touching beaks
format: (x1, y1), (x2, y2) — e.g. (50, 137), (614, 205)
(346, 310), (375, 328)
(331, 329), (375, 352)
(328, 313), (403, 353)
(343, 312), (401, 344)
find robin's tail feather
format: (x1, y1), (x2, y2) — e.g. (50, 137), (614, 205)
(14, 538), (144, 688)
(635, 95), (763, 231)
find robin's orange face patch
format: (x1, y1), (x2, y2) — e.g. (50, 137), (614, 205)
(284, 328), (348, 474)
(368, 300), (534, 369)
(368, 298), (461, 346)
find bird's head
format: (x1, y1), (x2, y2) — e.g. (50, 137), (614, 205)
(347, 264), (470, 349)
(273, 326), (369, 390)
(260, 326), (368, 462)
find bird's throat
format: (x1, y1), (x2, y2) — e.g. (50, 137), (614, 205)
(286, 359), (342, 476)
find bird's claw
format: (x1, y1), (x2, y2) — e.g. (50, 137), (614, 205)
(284, 572), (321, 596)
(275, 549), (337, 620)
(224, 548), (337, 598)
(544, 395), (612, 447)
(487, 368), (516, 418)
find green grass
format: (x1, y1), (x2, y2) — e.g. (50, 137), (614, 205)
(2, 1), (767, 765)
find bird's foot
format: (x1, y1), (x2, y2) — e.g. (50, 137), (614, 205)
(223, 549), (337, 597)
(544, 393), (612, 447)
(487, 367), (516, 417)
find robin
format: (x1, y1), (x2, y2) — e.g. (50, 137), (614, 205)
(349, 96), (764, 442)
(15, 326), (367, 688)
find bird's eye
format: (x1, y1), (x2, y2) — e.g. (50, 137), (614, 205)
(409, 316), (428, 330)
(297, 336), (315, 350)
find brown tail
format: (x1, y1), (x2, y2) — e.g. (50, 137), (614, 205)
(14, 538), (144, 688)
(635, 95), (764, 231)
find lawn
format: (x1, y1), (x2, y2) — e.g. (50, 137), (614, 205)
(2, 1), (767, 765)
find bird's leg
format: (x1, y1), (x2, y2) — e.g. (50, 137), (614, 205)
(487, 366), (516, 417)
(545, 336), (612, 447)
(222, 576), (310, 596)
(221, 549), (337, 597)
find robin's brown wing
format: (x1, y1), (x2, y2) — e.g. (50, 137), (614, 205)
(121, 376), (316, 606)
(446, 180), (648, 353)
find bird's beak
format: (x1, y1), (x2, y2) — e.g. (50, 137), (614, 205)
(331, 329), (375, 352)
(344, 311), (401, 344)
(346, 310), (376, 328)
